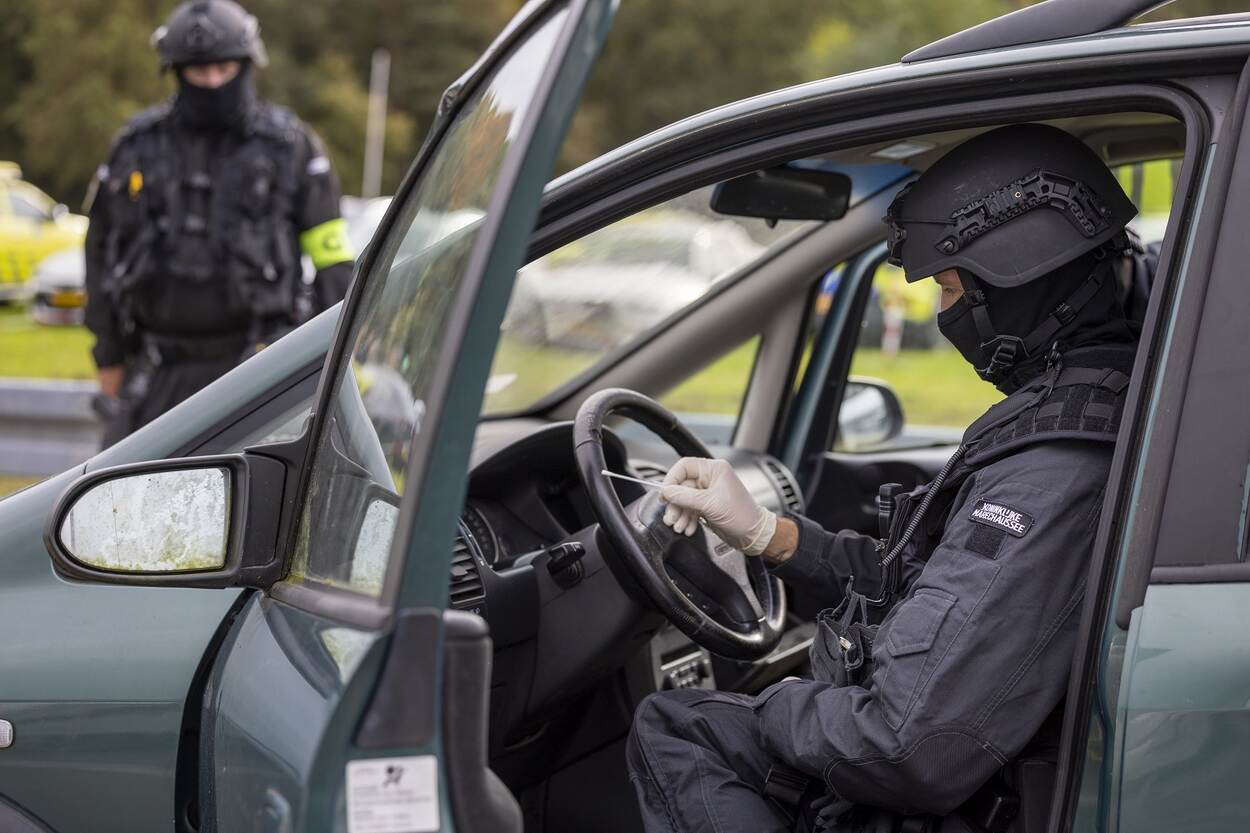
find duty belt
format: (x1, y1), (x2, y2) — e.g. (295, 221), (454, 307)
(142, 330), (251, 363)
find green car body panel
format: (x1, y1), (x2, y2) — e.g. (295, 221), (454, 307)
(1, 9), (1250, 833)
(1113, 585), (1250, 831)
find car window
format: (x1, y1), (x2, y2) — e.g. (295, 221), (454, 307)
(836, 260), (1000, 452)
(287, 8), (571, 597)
(1116, 157), (1175, 245)
(658, 337), (760, 444)
(482, 187), (812, 414)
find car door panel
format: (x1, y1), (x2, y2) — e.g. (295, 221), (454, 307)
(1109, 584), (1250, 833)
(1057, 66), (1243, 833)
(204, 597), (385, 833)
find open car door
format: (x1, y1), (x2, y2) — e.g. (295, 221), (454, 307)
(42, 2), (615, 831)
(200, 1), (617, 829)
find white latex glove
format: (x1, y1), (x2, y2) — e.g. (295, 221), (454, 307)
(659, 457), (777, 556)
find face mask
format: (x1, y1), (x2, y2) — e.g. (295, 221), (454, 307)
(175, 63), (255, 129)
(937, 294), (987, 371)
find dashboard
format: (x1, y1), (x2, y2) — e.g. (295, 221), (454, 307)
(442, 418), (807, 739)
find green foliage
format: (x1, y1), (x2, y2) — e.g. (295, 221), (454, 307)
(566, 0), (824, 170)
(11, 0), (170, 203)
(804, 0), (1031, 79)
(260, 49), (416, 196)
(4, 0), (1225, 205)
(4, 0), (511, 204)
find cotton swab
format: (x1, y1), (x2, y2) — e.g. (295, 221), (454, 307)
(600, 469), (663, 490)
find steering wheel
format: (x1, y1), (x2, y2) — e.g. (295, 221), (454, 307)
(574, 388), (786, 661)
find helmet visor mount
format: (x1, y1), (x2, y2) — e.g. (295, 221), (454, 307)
(886, 168), (1123, 286)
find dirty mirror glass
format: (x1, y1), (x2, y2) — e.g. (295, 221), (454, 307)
(58, 468), (230, 573)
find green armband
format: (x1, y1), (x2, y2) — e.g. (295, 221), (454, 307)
(300, 218), (355, 270)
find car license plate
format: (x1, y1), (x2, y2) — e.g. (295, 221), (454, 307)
(50, 290), (85, 308)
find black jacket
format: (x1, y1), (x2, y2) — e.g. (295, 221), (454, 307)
(84, 100), (353, 367)
(755, 344), (1135, 815)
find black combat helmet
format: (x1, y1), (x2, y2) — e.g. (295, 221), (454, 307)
(885, 124), (1140, 390)
(885, 123), (1136, 287)
(151, 0), (268, 70)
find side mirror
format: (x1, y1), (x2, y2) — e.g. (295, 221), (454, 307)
(837, 376), (905, 451)
(44, 454), (288, 588)
(710, 164), (851, 224)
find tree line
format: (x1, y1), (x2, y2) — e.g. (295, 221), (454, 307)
(0, 0), (1238, 206)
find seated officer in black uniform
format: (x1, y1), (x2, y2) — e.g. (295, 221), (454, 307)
(84, 0), (354, 446)
(627, 124), (1141, 833)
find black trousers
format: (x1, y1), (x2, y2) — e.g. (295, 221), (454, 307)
(627, 689), (794, 833)
(626, 689), (981, 833)
(102, 354), (239, 447)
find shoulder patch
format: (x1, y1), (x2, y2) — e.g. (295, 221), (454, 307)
(969, 500), (1033, 538)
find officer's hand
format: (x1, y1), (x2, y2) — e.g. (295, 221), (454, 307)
(659, 457), (778, 556)
(97, 365), (125, 399)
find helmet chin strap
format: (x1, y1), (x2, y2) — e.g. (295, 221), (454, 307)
(957, 259), (1114, 385)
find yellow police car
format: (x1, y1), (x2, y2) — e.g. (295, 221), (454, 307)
(0, 162), (86, 304)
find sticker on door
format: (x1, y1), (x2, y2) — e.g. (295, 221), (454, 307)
(346, 755), (440, 833)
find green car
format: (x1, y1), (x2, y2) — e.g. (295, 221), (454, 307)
(3, 0), (1249, 831)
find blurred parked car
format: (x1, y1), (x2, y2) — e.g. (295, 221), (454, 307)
(506, 211), (764, 349)
(0, 162), (86, 303)
(28, 246), (86, 325)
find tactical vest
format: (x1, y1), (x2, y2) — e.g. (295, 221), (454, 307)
(101, 101), (303, 336)
(809, 345), (1134, 689)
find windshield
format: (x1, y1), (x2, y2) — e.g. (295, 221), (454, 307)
(482, 187), (811, 414)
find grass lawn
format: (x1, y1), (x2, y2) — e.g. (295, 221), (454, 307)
(0, 306), (95, 379)
(851, 347), (1002, 428)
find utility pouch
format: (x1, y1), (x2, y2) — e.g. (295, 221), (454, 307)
(810, 581), (878, 688)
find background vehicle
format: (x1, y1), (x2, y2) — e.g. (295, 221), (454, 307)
(0, 162), (85, 303)
(28, 246), (85, 325)
(0, 2), (1247, 833)
(507, 211), (763, 348)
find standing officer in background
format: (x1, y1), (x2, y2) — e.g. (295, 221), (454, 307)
(85, 0), (355, 445)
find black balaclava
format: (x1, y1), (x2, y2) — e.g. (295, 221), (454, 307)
(937, 250), (1137, 394)
(174, 61), (255, 129)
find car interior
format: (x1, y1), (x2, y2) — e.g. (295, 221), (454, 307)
(183, 105), (1186, 832)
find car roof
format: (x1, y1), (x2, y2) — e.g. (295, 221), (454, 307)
(549, 15), (1250, 199)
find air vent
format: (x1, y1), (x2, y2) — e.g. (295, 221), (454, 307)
(760, 457), (804, 515)
(449, 530), (485, 609)
(631, 461), (668, 483)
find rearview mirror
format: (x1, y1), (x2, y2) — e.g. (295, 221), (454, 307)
(838, 377), (905, 451)
(45, 453), (289, 588)
(710, 164), (851, 223)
